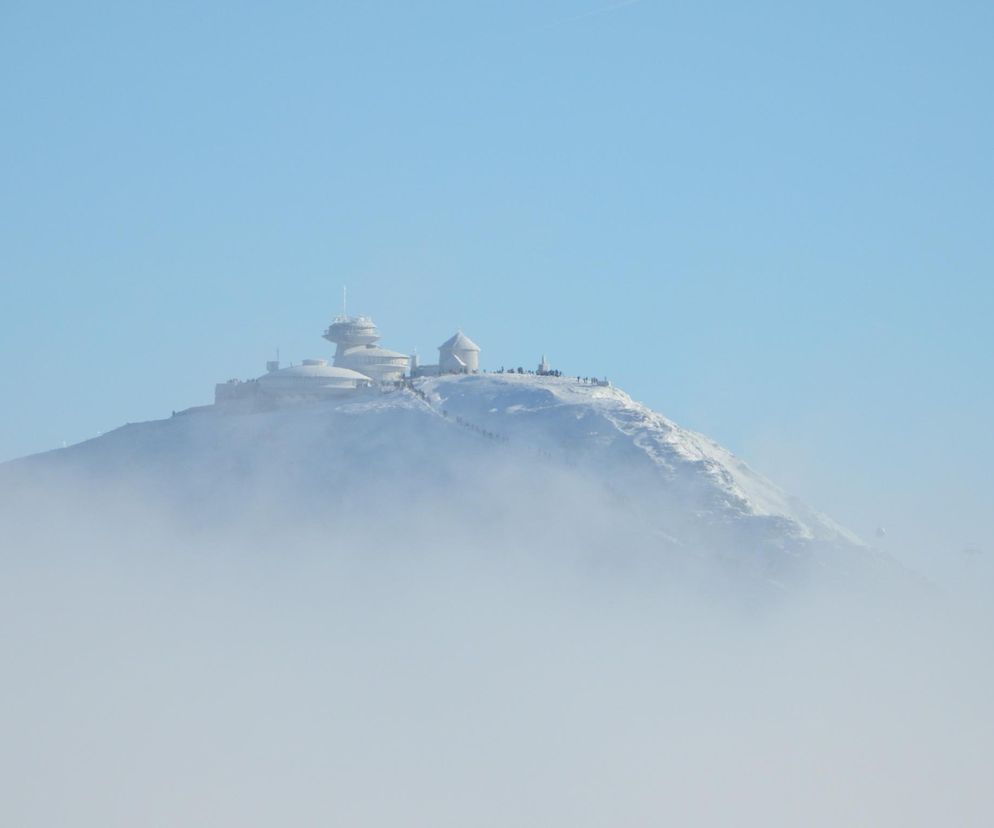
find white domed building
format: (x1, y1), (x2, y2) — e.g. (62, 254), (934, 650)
(215, 358), (372, 406)
(213, 305), (484, 406)
(323, 315), (410, 383)
(439, 331), (480, 374)
(257, 359), (372, 398)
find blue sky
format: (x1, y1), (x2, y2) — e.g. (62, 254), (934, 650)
(2, 0), (991, 562)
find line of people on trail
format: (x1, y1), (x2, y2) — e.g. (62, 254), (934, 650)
(451, 413), (509, 444)
(494, 366), (564, 377)
(401, 383), (509, 444)
(493, 366), (608, 384)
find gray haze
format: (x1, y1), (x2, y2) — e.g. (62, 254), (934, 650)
(2, 394), (992, 826)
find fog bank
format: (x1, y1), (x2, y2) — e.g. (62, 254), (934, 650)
(1, 443), (992, 826)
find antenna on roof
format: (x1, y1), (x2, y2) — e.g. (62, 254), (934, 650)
(343, 285), (347, 317)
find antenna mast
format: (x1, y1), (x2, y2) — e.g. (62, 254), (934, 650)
(343, 285), (347, 318)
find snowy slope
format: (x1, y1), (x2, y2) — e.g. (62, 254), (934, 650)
(2, 373), (885, 591)
(417, 374), (861, 545)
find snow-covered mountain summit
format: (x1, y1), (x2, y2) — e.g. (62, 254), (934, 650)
(3, 372), (887, 593)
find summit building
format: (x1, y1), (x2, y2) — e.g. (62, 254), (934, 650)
(214, 307), (482, 406)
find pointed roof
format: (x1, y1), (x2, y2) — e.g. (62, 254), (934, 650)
(438, 330), (480, 352)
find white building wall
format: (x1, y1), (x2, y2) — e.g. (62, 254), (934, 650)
(336, 347), (409, 382)
(457, 348), (479, 372)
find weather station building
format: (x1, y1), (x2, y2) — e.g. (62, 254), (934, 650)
(322, 315), (410, 382)
(214, 302), (482, 407)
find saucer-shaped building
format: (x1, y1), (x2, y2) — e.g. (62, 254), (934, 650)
(323, 315), (410, 382)
(257, 359), (372, 397)
(214, 358), (372, 406)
